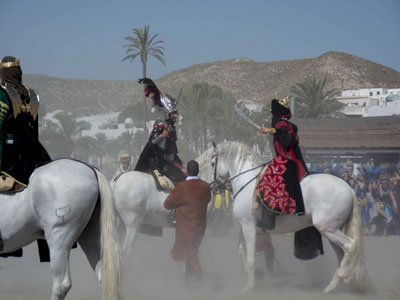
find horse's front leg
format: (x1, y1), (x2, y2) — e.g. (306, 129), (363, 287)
(241, 221), (256, 292)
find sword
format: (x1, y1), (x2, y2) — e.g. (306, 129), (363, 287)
(176, 87), (182, 103)
(234, 105), (261, 130)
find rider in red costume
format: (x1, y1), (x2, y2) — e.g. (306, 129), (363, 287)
(257, 97), (308, 230)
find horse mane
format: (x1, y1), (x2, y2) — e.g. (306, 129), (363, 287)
(216, 141), (263, 166)
(197, 141), (263, 182)
(196, 146), (214, 182)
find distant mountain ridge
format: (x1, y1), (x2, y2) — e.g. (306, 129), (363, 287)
(23, 51), (400, 116)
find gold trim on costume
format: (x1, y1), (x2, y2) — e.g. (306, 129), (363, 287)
(278, 96), (289, 108)
(0, 108), (8, 120)
(2, 84), (22, 118)
(1, 85), (40, 120)
(0, 171), (27, 187)
(270, 128), (276, 134)
(27, 88), (39, 120)
(0, 101), (9, 110)
(0, 59), (20, 68)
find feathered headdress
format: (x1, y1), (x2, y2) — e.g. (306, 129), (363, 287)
(138, 78), (177, 120)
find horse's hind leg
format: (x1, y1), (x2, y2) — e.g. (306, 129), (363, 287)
(121, 213), (143, 258)
(320, 229), (355, 293)
(77, 203), (102, 284)
(47, 243), (73, 300)
(329, 241), (344, 266)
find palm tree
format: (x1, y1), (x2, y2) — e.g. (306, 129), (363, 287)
(290, 77), (344, 118)
(117, 131), (135, 154)
(132, 130), (147, 155)
(249, 103), (272, 155)
(122, 25), (166, 136)
(40, 111), (88, 158)
(208, 93), (254, 145)
(75, 135), (96, 162)
(180, 83), (223, 154)
(91, 133), (109, 168)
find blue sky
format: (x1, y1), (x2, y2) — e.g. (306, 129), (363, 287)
(1, 0), (399, 80)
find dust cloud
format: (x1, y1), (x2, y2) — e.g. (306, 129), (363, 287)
(0, 226), (399, 300)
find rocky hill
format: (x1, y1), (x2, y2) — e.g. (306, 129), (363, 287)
(23, 51), (400, 116)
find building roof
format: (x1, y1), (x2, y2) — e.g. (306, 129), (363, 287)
(295, 116), (400, 149)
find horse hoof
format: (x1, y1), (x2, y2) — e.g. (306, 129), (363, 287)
(343, 276), (352, 284)
(242, 285), (253, 293)
(323, 285), (335, 294)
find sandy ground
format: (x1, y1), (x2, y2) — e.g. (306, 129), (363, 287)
(0, 227), (399, 300)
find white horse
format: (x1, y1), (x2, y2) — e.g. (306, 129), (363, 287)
(113, 171), (177, 257)
(206, 141), (368, 293)
(113, 154), (227, 258)
(0, 159), (120, 300)
(113, 150), (273, 277)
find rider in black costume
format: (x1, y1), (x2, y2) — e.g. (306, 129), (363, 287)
(0, 56), (50, 192)
(135, 78), (186, 185)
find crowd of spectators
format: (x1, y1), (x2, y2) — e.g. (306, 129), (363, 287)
(309, 158), (400, 236)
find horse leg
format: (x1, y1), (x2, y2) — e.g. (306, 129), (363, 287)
(48, 244), (73, 300)
(121, 214), (143, 258)
(241, 222), (256, 292)
(329, 241), (344, 267)
(263, 233), (274, 273)
(77, 203), (102, 285)
(237, 228), (247, 274)
(46, 212), (93, 300)
(319, 230), (355, 293)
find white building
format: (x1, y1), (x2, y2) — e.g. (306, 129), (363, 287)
(78, 112), (143, 139)
(336, 88), (400, 117)
(44, 111), (143, 140)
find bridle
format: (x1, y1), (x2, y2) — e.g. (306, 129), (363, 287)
(210, 150), (267, 199)
(211, 152), (219, 186)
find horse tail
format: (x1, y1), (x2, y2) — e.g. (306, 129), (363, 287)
(343, 189), (370, 291)
(95, 169), (121, 300)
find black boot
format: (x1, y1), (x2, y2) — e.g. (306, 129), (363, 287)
(264, 250), (274, 273)
(257, 207), (279, 231)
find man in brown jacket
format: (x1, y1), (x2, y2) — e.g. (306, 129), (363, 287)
(164, 160), (211, 283)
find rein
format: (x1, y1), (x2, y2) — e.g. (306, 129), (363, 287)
(232, 172), (262, 199)
(210, 152), (268, 199)
(214, 164), (266, 189)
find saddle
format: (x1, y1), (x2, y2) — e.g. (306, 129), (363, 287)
(0, 174), (25, 193)
(0, 160), (52, 193)
(252, 165), (268, 219)
(151, 169), (175, 191)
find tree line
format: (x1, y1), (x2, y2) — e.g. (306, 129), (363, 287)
(39, 77), (344, 166)
(37, 25), (345, 176)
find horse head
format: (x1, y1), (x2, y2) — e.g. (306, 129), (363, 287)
(210, 141), (231, 193)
